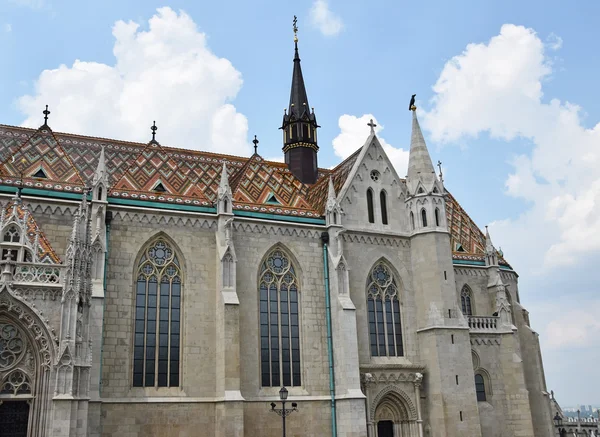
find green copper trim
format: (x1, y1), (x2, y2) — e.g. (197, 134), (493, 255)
(0, 185), (86, 200)
(233, 210), (325, 224)
(0, 184), (326, 224)
(108, 197), (216, 213)
(452, 259), (514, 271)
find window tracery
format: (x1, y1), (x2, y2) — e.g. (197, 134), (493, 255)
(259, 248), (301, 387)
(0, 323), (34, 397)
(133, 239), (182, 388)
(461, 286), (473, 316)
(367, 262), (404, 357)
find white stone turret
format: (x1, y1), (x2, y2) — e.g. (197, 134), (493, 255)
(485, 226), (498, 267)
(405, 109), (446, 233)
(92, 146), (108, 202)
(217, 162), (233, 215)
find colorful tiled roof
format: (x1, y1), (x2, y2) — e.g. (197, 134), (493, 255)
(0, 124), (508, 265)
(1, 200), (61, 264)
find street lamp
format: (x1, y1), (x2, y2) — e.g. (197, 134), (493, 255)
(553, 412), (562, 427)
(270, 387), (298, 437)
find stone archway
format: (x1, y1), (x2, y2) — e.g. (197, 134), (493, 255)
(0, 286), (57, 437)
(371, 386), (419, 437)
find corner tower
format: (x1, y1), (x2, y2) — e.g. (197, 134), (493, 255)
(281, 16), (319, 184)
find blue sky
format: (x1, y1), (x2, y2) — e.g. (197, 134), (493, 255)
(2, 0), (599, 406)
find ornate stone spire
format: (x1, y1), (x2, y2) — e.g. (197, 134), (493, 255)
(217, 162), (232, 215)
(406, 108), (437, 195)
(325, 176), (342, 227)
(281, 16), (320, 184)
(485, 226), (498, 267)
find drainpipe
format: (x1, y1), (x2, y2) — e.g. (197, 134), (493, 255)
(99, 210), (112, 396)
(321, 231), (338, 437)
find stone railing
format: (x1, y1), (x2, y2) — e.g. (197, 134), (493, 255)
(12, 262), (64, 286)
(468, 315), (499, 332)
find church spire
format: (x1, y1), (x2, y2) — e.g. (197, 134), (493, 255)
(406, 106), (437, 196)
(281, 15), (319, 184)
(485, 226), (499, 267)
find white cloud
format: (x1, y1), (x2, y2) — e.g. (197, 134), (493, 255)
(332, 114), (409, 176)
(547, 32), (563, 51)
(423, 24), (600, 271)
(4, 24), (12, 33)
(309, 0), (343, 37)
(17, 7), (251, 156)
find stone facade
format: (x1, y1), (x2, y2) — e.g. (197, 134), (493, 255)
(0, 34), (556, 437)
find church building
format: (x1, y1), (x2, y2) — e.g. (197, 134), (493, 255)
(0, 24), (555, 437)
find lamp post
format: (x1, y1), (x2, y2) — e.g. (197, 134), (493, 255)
(270, 387), (298, 437)
(554, 412), (562, 436)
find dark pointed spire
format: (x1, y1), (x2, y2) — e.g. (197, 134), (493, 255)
(252, 135), (259, 155)
(281, 16), (319, 184)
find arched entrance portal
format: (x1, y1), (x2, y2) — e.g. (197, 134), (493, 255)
(372, 387), (419, 437)
(0, 287), (56, 437)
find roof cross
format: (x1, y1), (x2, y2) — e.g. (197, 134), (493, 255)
(151, 121), (158, 142)
(43, 105), (50, 126)
(252, 135), (259, 154)
(367, 119), (377, 134)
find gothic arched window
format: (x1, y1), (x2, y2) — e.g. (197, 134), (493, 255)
(421, 208), (428, 227)
(133, 239), (182, 388)
(3, 226), (19, 243)
(435, 208), (441, 227)
(461, 286), (473, 316)
(367, 189), (375, 223)
(367, 261), (404, 357)
(475, 374), (487, 401)
(380, 191), (388, 225)
(259, 248), (301, 387)
(410, 212), (415, 231)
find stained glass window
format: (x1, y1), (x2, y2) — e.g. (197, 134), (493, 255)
(475, 374), (486, 401)
(461, 286), (473, 316)
(367, 261), (403, 357)
(133, 239), (181, 388)
(259, 248), (301, 387)
(367, 189), (375, 223)
(380, 191), (388, 225)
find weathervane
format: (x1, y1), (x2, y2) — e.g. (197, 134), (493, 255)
(367, 119), (377, 134)
(252, 135), (259, 154)
(151, 121), (158, 143)
(42, 105), (50, 126)
(293, 15), (298, 43)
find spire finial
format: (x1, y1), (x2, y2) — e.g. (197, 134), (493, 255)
(151, 121), (158, 143)
(437, 160), (444, 182)
(293, 15), (298, 43)
(252, 135), (259, 154)
(42, 105), (50, 126)
(367, 119), (377, 134)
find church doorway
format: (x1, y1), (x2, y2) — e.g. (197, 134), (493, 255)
(0, 400), (30, 437)
(377, 420), (394, 437)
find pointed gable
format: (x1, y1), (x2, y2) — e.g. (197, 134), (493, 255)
(0, 127), (85, 191)
(229, 154), (317, 214)
(1, 200), (61, 264)
(110, 141), (209, 203)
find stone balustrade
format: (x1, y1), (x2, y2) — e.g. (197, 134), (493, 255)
(12, 262), (64, 285)
(467, 315), (499, 332)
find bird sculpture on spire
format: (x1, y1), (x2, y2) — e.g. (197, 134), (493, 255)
(409, 94), (416, 111)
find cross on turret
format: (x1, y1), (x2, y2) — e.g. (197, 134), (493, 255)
(253, 135), (259, 154)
